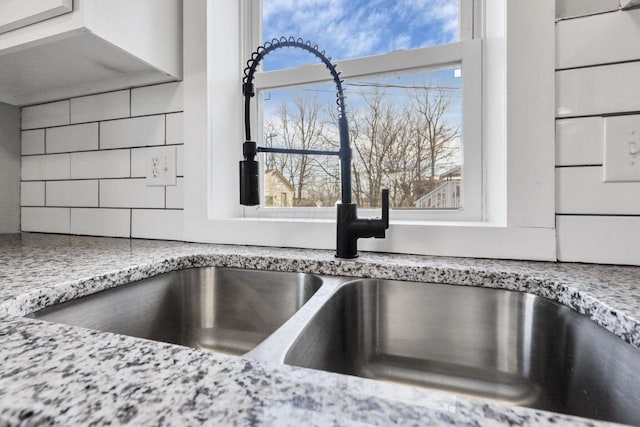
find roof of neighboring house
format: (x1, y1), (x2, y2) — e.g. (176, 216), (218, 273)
(265, 170), (295, 192)
(439, 165), (461, 180)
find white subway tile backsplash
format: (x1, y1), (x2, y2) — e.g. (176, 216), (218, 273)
(131, 82), (183, 116)
(70, 150), (130, 179)
(557, 8), (640, 69)
(22, 207), (70, 233)
(21, 182), (45, 206)
(46, 123), (99, 153)
(132, 209), (183, 240)
(20, 84), (186, 241)
(166, 178), (184, 209)
(556, 118), (603, 166)
(70, 208), (130, 237)
(557, 215), (640, 265)
(47, 180), (99, 207)
(557, 62), (640, 117)
(554, 1), (640, 266)
(100, 115), (165, 149)
(166, 112), (183, 145)
(21, 130), (45, 155)
(70, 90), (129, 124)
(130, 148), (148, 178)
(555, 0), (618, 20)
(556, 167), (640, 215)
(22, 154), (70, 181)
(100, 179), (165, 208)
(21, 101), (70, 130)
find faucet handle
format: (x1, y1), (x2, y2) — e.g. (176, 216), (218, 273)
(381, 188), (389, 229)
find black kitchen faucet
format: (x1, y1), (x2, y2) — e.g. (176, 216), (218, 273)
(239, 37), (388, 258)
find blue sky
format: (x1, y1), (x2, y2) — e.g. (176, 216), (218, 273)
(259, 1), (462, 205)
(260, 0), (461, 119)
(259, 0), (462, 157)
(262, 0), (459, 70)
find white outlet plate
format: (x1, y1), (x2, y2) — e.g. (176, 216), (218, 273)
(146, 146), (177, 186)
(603, 115), (640, 182)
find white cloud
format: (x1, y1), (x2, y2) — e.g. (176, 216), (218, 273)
(261, 0), (460, 67)
(389, 34), (412, 51)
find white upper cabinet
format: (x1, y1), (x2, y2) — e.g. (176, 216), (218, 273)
(0, 0), (73, 34)
(0, 0), (182, 106)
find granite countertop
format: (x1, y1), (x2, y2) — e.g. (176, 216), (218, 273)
(1, 232), (639, 426)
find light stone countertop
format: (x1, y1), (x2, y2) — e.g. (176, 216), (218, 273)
(0, 232), (638, 426)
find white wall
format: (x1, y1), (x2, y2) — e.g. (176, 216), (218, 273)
(20, 82), (184, 240)
(0, 101), (20, 232)
(555, 2), (640, 265)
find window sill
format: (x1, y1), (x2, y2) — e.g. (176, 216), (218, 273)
(183, 215), (556, 261)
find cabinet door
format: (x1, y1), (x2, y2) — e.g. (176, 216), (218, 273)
(0, 0), (73, 35)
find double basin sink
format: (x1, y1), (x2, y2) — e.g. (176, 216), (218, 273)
(29, 267), (640, 424)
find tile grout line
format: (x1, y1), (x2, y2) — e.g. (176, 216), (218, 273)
(30, 206), (182, 210)
(20, 110), (185, 132)
(21, 142), (184, 157)
(21, 177), (184, 183)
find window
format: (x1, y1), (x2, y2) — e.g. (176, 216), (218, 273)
(185, 0), (556, 260)
(244, 0), (482, 220)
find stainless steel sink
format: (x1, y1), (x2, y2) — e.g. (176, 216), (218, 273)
(28, 269), (640, 424)
(29, 267), (322, 355)
(282, 279), (640, 425)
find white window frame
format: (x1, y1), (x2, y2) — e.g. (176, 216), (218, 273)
(182, 0), (557, 261)
(244, 0), (482, 222)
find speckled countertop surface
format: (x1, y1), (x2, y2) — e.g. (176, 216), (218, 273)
(1, 232), (639, 426)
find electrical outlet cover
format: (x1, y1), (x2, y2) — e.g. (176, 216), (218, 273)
(603, 115), (640, 182)
(146, 146), (177, 186)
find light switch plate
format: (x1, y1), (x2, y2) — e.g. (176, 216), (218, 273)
(603, 115), (640, 182)
(146, 146), (177, 186)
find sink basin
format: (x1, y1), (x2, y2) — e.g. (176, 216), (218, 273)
(29, 267), (322, 355)
(283, 279), (640, 425)
(28, 268), (640, 424)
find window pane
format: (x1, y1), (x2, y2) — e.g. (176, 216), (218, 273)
(262, 0), (460, 71)
(260, 67), (462, 209)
